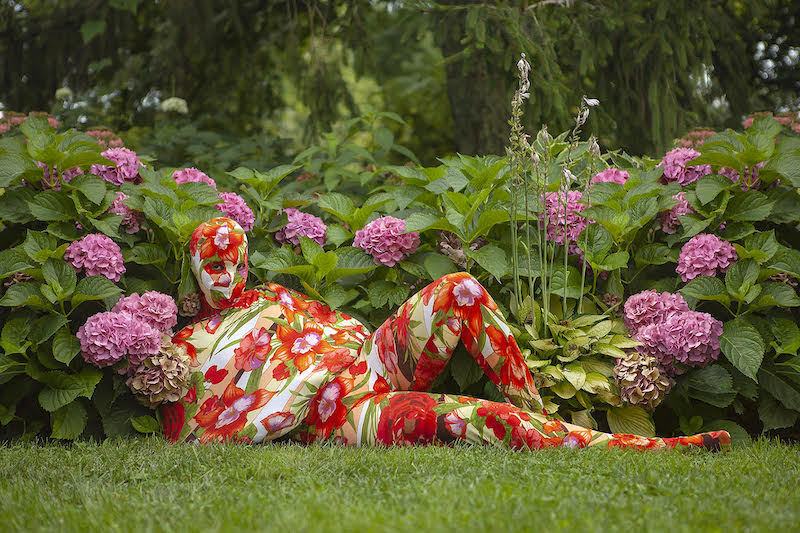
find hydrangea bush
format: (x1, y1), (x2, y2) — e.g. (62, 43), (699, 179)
(1, 108), (800, 444)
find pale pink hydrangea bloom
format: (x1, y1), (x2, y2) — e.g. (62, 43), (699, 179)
(274, 208), (328, 247)
(86, 129), (124, 149)
(623, 290), (689, 336)
(591, 168), (629, 186)
(108, 192), (144, 234)
(676, 233), (737, 282)
(90, 147), (143, 185)
(215, 192), (255, 231)
(663, 310), (723, 367)
(353, 216), (420, 267)
(113, 291), (178, 334)
(542, 190), (588, 248)
(659, 148), (711, 186)
(679, 129), (716, 150)
(658, 192), (694, 234)
(64, 234), (126, 282)
(172, 167), (216, 189)
(77, 311), (135, 367)
(123, 317), (163, 368)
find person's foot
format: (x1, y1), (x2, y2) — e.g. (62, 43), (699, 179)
(662, 430), (732, 452)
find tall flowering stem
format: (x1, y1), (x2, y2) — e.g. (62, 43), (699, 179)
(508, 53), (532, 318)
(580, 136), (600, 314)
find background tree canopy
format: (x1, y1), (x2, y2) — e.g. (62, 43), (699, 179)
(1, 0), (798, 161)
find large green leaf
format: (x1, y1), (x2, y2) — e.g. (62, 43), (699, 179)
(42, 258), (77, 298)
(36, 367), (103, 412)
(66, 174), (108, 204)
(577, 223), (612, 261)
(50, 401), (88, 440)
(0, 282), (45, 308)
(0, 153), (38, 187)
(423, 254), (458, 280)
(724, 259), (759, 300)
(468, 245), (508, 282)
(758, 367), (800, 412)
(695, 174), (735, 205)
(687, 365), (736, 408)
(758, 393), (799, 431)
(71, 276), (123, 307)
(680, 276), (729, 306)
(606, 406), (655, 437)
(719, 319), (765, 381)
(27, 191), (76, 221)
(725, 190), (775, 221)
(52, 327), (81, 365)
(450, 351), (483, 390)
(326, 247), (377, 282)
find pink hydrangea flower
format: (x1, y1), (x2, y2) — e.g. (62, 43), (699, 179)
(591, 168), (629, 186)
(659, 148), (711, 186)
(77, 311), (158, 368)
(77, 311), (133, 367)
(64, 234), (126, 282)
(678, 129), (716, 150)
(86, 129), (124, 149)
(633, 322), (676, 371)
(676, 233), (737, 282)
(623, 290), (689, 335)
(122, 316), (163, 369)
(113, 291), (178, 334)
(274, 208), (328, 247)
(172, 167), (216, 189)
(718, 162), (766, 191)
(542, 190), (588, 248)
(90, 147), (143, 186)
(658, 192), (694, 234)
(215, 192), (255, 232)
(108, 192), (144, 234)
(353, 216), (420, 267)
(662, 310), (723, 367)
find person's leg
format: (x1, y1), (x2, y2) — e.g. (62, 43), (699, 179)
(359, 272), (543, 412)
(330, 390), (731, 452)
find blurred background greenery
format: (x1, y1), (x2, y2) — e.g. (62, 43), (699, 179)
(1, 0), (798, 164)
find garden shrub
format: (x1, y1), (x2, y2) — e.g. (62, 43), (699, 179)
(0, 107), (799, 443)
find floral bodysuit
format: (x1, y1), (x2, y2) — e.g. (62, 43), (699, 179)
(161, 273), (730, 451)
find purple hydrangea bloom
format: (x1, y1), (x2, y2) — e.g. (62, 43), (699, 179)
(353, 216), (419, 267)
(64, 234), (126, 282)
(591, 168), (629, 186)
(633, 322), (676, 370)
(172, 167), (216, 189)
(77, 311), (134, 367)
(542, 190), (588, 248)
(658, 192), (694, 234)
(108, 192), (144, 234)
(659, 147), (711, 186)
(623, 290), (689, 335)
(274, 208), (328, 247)
(113, 291), (178, 334)
(90, 147), (143, 186)
(676, 233), (737, 282)
(215, 192), (255, 232)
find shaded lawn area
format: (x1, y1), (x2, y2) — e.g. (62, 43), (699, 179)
(1, 438), (798, 533)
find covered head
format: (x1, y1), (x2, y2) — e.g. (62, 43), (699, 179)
(189, 217), (248, 310)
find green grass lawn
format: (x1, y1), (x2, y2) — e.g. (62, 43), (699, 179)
(1, 438), (798, 533)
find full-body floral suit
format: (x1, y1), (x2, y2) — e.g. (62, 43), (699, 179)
(161, 218), (730, 452)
